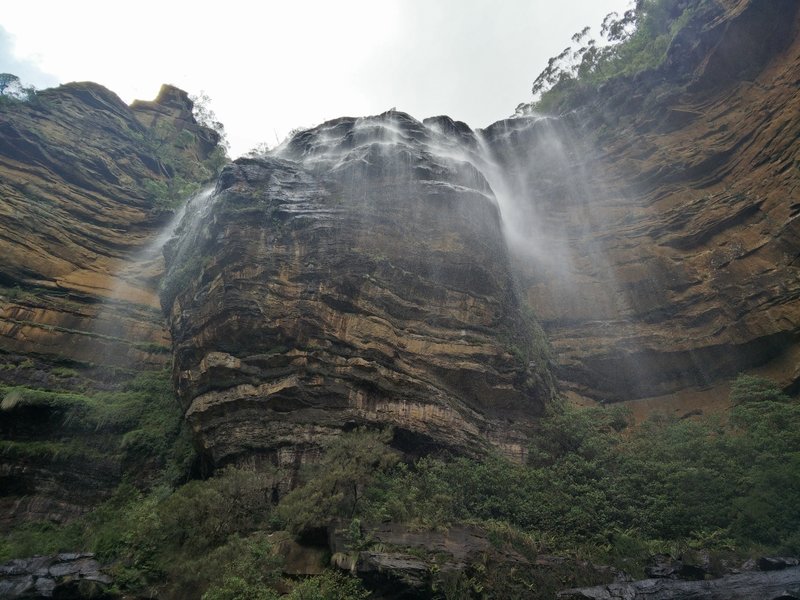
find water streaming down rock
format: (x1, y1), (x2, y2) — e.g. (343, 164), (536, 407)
(85, 191), (212, 369)
(161, 110), (558, 468)
(162, 11), (800, 466)
(157, 107), (741, 467)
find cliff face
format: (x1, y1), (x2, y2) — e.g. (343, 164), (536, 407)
(163, 112), (555, 469)
(1, 0), (798, 540)
(0, 82), (218, 368)
(0, 83), (221, 528)
(159, 0), (800, 469)
(496, 0), (800, 414)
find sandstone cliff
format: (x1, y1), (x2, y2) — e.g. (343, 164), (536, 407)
(163, 112), (556, 470)
(498, 0), (800, 415)
(0, 0), (799, 597)
(0, 83), (223, 528)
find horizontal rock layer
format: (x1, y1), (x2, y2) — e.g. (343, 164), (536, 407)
(0, 83), (220, 528)
(558, 565), (800, 600)
(497, 0), (800, 412)
(165, 112), (555, 467)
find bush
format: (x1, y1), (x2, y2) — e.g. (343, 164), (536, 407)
(519, 0), (717, 113)
(355, 375), (800, 565)
(276, 428), (399, 533)
(286, 571), (370, 600)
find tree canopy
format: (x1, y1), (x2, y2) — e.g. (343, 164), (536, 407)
(518, 0), (714, 113)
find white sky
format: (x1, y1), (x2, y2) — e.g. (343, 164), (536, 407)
(1, 0), (628, 157)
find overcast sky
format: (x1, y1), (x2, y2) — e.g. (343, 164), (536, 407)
(2, 1), (628, 157)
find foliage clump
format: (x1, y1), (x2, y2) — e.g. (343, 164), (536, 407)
(517, 0), (716, 114)
(3, 374), (798, 597)
(0, 368), (192, 477)
(137, 118), (227, 210)
(0, 73), (38, 103)
(276, 428), (400, 533)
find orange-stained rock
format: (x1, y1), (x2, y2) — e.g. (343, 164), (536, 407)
(163, 115), (556, 468)
(504, 0), (800, 410)
(0, 81), (223, 528)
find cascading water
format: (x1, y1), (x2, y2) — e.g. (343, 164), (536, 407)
(161, 186), (217, 278)
(164, 108), (561, 465)
(271, 109), (648, 402)
(166, 108), (707, 408)
(89, 187), (215, 366)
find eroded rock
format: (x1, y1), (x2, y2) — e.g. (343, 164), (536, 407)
(0, 554), (112, 599)
(164, 112), (556, 468)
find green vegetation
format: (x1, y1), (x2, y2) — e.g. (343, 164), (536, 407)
(350, 376), (800, 568)
(0, 368), (192, 477)
(518, 0), (715, 113)
(276, 428), (400, 534)
(2, 374), (797, 598)
(0, 465), (369, 599)
(0, 72), (37, 103)
(136, 120), (227, 210)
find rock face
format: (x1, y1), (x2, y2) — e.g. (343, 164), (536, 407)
(0, 553), (112, 599)
(164, 111), (555, 468)
(0, 83), (222, 528)
(491, 0), (800, 412)
(0, 82), (218, 369)
(1, 0), (798, 556)
(558, 566), (800, 600)
(162, 0), (800, 466)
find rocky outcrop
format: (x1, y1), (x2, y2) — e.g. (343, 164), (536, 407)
(325, 522), (616, 599)
(0, 82), (218, 369)
(329, 523), (503, 591)
(164, 111), (555, 468)
(0, 553), (112, 599)
(558, 566), (800, 600)
(494, 0), (800, 413)
(162, 0), (800, 465)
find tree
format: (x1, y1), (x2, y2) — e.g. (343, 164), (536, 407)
(276, 428), (399, 533)
(190, 91), (230, 151)
(0, 73), (37, 102)
(730, 374), (789, 405)
(0, 73), (20, 95)
(519, 0), (713, 114)
(245, 142), (271, 158)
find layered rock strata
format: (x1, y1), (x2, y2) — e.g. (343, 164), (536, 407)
(0, 83), (222, 527)
(0, 82), (218, 368)
(164, 111), (555, 468)
(494, 0), (800, 412)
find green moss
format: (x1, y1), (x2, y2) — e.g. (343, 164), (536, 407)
(1, 368), (190, 472)
(0, 439), (106, 462)
(51, 366), (79, 378)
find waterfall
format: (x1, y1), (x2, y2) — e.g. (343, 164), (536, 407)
(87, 186), (215, 367)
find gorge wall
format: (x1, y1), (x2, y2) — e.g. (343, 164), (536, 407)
(0, 0), (798, 537)
(162, 112), (556, 469)
(507, 0), (800, 415)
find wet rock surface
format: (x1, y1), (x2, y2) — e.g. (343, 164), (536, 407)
(164, 112), (555, 467)
(558, 566), (800, 600)
(0, 83), (220, 528)
(0, 553), (112, 599)
(496, 0), (800, 411)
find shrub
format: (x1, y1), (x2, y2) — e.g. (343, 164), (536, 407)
(286, 571), (370, 600)
(276, 428), (399, 533)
